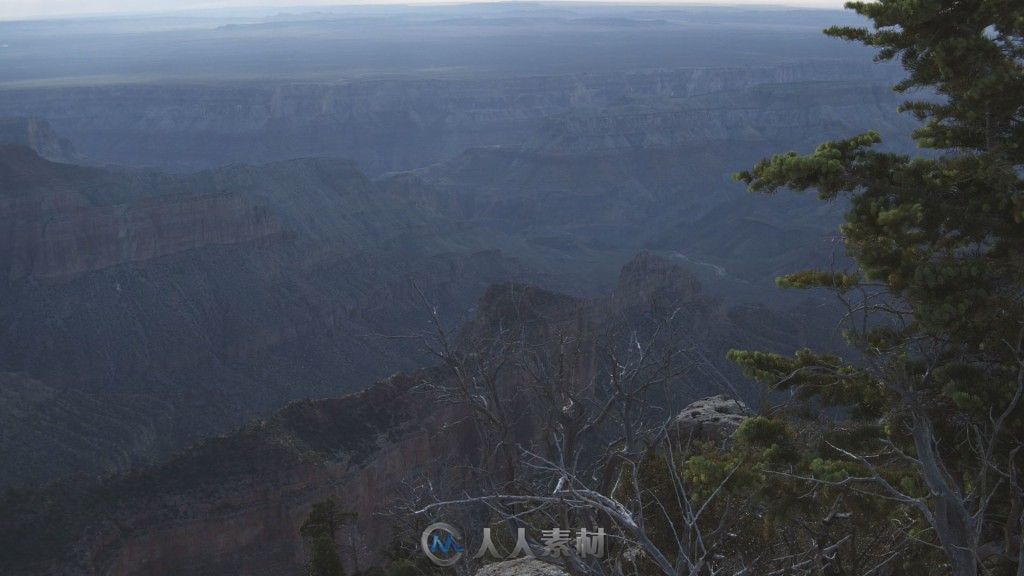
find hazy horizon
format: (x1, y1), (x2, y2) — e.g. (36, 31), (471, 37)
(5, 0), (849, 22)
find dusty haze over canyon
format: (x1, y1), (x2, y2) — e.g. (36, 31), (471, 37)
(3, 2), (1000, 575)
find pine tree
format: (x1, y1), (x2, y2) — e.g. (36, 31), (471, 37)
(301, 499), (356, 576)
(729, 2), (1023, 574)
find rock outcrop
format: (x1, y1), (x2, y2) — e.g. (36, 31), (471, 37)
(613, 250), (702, 309)
(0, 117), (80, 164)
(670, 394), (751, 443)
(475, 558), (569, 576)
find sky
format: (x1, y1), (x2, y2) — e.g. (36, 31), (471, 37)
(3, 0), (848, 21)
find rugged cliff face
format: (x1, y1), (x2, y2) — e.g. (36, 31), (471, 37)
(0, 76), (875, 487)
(527, 81), (917, 154)
(0, 254), (822, 576)
(0, 118), (80, 164)
(0, 369), (431, 575)
(0, 145), (529, 489)
(0, 62), (890, 489)
(0, 63), (901, 175)
(405, 78), (915, 297)
(0, 166), (283, 279)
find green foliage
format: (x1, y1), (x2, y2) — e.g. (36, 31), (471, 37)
(808, 457), (850, 483)
(736, 131), (883, 198)
(735, 416), (788, 445)
(826, 0), (1024, 158)
(308, 534), (345, 576)
(734, 0), (1024, 351)
(775, 270), (861, 291)
(727, 348), (889, 418)
(731, 0), (1024, 572)
(630, 416), (936, 574)
(735, 417), (799, 464)
(301, 499), (356, 576)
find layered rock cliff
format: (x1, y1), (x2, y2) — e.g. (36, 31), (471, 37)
(0, 149), (283, 279)
(0, 254), (824, 576)
(0, 63), (901, 174)
(0, 118), (80, 164)
(0, 52), (899, 490)
(0, 146), (528, 489)
(0, 68), (875, 489)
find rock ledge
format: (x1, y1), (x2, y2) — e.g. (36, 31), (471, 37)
(474, 558), (569, 576)
(670, 394), (750, 443)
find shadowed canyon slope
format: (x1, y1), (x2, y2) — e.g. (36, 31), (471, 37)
(0, 66), (917, 488)
(0, 254), (835, 576)
(0, 144), (535, 488)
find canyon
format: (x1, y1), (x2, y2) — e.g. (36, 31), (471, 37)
(0, 4), (926, 573)
(0, 63), (904, 175)
(0, 65), (904, 490)
(0, 139), (530, 488)
(0, 253), (825, 576)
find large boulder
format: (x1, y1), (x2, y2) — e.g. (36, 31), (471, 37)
(474, 558), (569, 576)
(669, 394), (750, 444)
